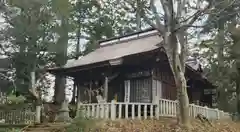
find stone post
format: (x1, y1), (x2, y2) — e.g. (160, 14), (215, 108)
(55, 99), (72, 122)
(31, 71), (41, 124)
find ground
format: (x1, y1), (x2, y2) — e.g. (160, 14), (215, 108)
(96, 118), (239, 132)
(20, 118), (240, 132)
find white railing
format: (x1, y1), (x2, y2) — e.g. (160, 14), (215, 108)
(158, 99), (231, 120)
(78, 100), (158, 120)
(159, 99), (177, 117)
(78, 99), (231, 120)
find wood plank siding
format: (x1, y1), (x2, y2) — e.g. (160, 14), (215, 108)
(130, 78), (152, 103)
(153, 63), (177, 100)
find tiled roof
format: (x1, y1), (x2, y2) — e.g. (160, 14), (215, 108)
(186, 57), (201, 71)
(55, 29), (202, 72)
(64, 30), (162, 69)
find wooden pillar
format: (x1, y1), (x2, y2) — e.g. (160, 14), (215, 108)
(124, 80), (130, 103)
(104, 76), (108, 102)
(76, 84), (81, 103)
(89, 81), (92, 103)
(76, 83), (81, 117)
(71, 79), (77, 104)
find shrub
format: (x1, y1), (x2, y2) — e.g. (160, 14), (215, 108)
(6, 94), (26, 105)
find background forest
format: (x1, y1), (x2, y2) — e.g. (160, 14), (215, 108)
(0, 0), (240, 118)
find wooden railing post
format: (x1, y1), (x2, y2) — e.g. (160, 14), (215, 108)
(100, 103), (104, 118)
(204, 106), (209, 119)
(191, 104), (197, 117)
(220, 110), (224, 119)
(110, 100), (116, 120)
(215, 108), (220, 119)
(76, 102), (83, 118)
(189, 104), (192, 117)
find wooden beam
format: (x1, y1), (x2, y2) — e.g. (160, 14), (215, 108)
(104, 76), (108, 101)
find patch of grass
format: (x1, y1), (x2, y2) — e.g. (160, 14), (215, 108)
(64, 116), (96, 132)
(0, 128), (22, 132)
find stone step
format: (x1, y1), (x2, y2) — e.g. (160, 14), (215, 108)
(24, 127), (59, 132)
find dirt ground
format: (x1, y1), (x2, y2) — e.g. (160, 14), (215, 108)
(94, 118), (240, 132)
(23, 117), (240, 132)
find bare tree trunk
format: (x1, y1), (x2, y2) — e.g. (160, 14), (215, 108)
(169, 54), (190, 126)
(159, 0), (190, 126)
(54, 15), (71, 122)
(175, 70), (189, 125)
(54, 75), (66, 104)
(216, 26), (227, 110)
(164, 31), (190, 126)
(70, 8), (81, 104)
(75, 10), (81, 58)
(136, 0), (141, 31)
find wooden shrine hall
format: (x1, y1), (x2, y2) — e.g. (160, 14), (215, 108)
(49, 28), (217, 108)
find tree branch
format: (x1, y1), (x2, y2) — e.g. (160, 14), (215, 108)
(29, 72), (46, 99)
(179, 3), (211, 31)
(177, 30), (187, 72)
(149, 0), (165, 34)
(176, 0), (186, 19)
(177, 0), (238, 32)
(142, 14), (165, 35)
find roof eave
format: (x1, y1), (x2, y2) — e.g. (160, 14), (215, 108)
(98, 27), (155, 45)
(47, 61), (110, 75)
(185, 65), (215, 88)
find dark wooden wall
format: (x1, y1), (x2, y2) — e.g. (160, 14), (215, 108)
(153, 61), (177, 100)
(108, 74), (124, 102)
(73, 50), (215, 106)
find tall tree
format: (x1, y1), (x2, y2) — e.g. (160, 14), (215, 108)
(229, 25), (240, 116)
(199, 0), (240, 113)
(50, 0), (73, 122)
(51, 0), (71, 105)
(82, 0), (139, 54)
(1, 0), (54, 98)
(1, 0), (56, 123)
(141, 0), (239, 126)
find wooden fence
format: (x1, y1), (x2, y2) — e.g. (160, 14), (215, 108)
(0, 94), (36, 125)
(78, 98), (231, 120)
(0, 98), (231, 125)
(0, 109), (36, 125)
